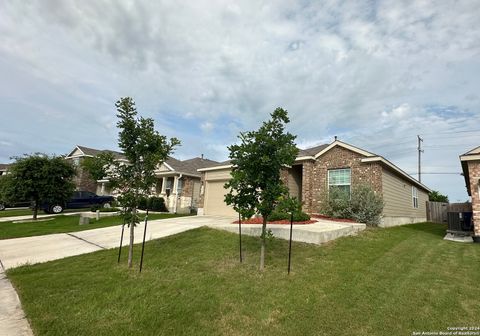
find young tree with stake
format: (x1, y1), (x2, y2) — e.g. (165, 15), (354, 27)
(225, 108), (298, 271)
(104, 97), (180, 268)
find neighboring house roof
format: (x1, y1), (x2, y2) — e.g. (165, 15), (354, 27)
(66, 145), (219, 178)
(164, 157), (220, 176)
(460, 145), (480, 195)
(197, 139), (431, 192)
(66, 145), (127, 160)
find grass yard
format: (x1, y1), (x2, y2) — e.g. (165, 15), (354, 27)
(0, 213), (192, 240)
(0, 208), (38, 218)
(0, 208), (92, 218)
(7, 223), (480, 336)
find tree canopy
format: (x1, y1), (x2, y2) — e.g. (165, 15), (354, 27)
(225, 107), (298, 270)
(428, 190), (449, 203)
(2, 154), (76, 219)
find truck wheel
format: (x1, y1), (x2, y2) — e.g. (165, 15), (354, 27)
(50, 205), (64, 214)
(0, 203), (5, 211)
(103, 202), (111, 209)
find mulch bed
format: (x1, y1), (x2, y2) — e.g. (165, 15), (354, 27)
(310, 214), (356, 223)
(233, 217), (317, 225)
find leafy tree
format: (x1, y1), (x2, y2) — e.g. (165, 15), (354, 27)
(2, 154), (76, 219)
(80, 152), (115, 182)
(428, 190), (449, 203)
(105, 97), (180, 268)
(225, 107), (298, 270)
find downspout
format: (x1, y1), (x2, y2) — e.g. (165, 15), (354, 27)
(173, 174), (182, 214)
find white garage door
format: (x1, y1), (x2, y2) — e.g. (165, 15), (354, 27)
(204, 180), (237, 217)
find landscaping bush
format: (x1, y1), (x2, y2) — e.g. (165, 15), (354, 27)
(267, 197), (310, 222)
(149, 196), (168, 212)
(138, 196), (149, 210)
(320, 187), (351, 219)
(320, 184), (384, 226)
(348, 185), (384, 226)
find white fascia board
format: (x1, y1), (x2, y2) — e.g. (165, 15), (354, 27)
(460, 154), (480, 161)
(162, 162), (175, 171)
(295, 156), (315, 161)
(313, 140), (376, 159)
(155, 171), (200, 178)
(197, 164), (233, 172)
(361, 157), (432, 192)
(65, 146), (87, 159)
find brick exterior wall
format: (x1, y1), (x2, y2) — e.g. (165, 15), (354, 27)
(302, 146), (382, 214)
(467, 161), (480, 236)
(180, 176), (196, 198)
(70, 160), (97, 193)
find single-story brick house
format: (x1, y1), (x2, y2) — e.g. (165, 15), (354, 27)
(460, 146), (480, 237)
(197, 139), (431, 226)
(65, 145), (219, 213)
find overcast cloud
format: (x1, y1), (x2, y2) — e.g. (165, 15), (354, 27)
(0, 0), (479, 201)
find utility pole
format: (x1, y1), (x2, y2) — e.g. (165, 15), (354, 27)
(417, 135), (424, 183)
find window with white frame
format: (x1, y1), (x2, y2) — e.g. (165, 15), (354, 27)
(412, 186), (418, 208)
(328, 168), (351, 197)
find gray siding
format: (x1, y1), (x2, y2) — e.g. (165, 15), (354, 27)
(382, 169), (428, 219)
(288, 166), (302, 200)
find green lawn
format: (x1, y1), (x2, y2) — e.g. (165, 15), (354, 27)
(0, 213), (192, 240)
(0, 208), (91, 218)
(0, 209), (38, 218)
(7, 223), (480, 336)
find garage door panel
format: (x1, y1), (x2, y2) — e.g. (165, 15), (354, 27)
(204, 180), (236, 216)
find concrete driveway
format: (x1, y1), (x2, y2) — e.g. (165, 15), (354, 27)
(0, 215), (234, 270)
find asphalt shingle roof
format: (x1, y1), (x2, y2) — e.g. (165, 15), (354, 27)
(76, 145), (126, 160)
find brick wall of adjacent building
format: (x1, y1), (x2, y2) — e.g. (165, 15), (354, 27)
(180, 176), (196, 198)
(468, 161), (480, 236)
(71, 161), (97, 193)
(302, 146), (382, 214)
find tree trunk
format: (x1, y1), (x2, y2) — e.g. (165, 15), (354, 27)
(33, 200), (38, 220)
(260, 217), (267, 271)
(128, 207), (136, 268)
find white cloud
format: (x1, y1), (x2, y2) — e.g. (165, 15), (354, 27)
(0, 0), (479, 201)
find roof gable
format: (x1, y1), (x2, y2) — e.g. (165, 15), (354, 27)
(314, 140), (376, 159)
(464, 145), (480, 155)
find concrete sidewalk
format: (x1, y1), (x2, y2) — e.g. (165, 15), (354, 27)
(0, 215), (234, 270)
(0, 270), (33, 336)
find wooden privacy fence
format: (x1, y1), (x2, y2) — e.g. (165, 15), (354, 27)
(426, 201), (472, 224)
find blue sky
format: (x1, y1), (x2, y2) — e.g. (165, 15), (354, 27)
(0, 0), (479, 202)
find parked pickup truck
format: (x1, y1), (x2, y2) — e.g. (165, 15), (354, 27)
(41, 191), (115, 214)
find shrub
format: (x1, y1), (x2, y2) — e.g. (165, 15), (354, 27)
(138, 196), (149, 210)
(320, 184), (384, 226)
(348, 185), (384, 226)
(321, 187), (351, 219)
(149, 196), (167, 212)
(267, 197), (310, 222)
